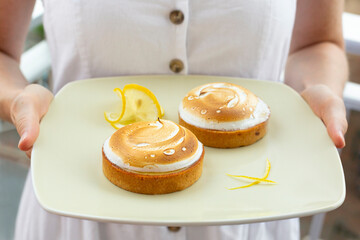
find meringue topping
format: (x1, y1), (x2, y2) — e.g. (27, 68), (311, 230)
(182, 82), (259, 122)
(103, 119), (203, 173)
(179, 82), (270, 131)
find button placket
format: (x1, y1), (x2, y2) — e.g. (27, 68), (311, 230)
(169, 10), (184, 25)
(169, 0), (189, 74)
(169, 59), (184, 73)
(167, 226), (182, 232)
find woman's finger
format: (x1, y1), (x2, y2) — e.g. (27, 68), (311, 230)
(10, 84), (53, 152)
(301, 84), (348, 148)
(11, 95), (40, 151)
(320, 97), (348, 148)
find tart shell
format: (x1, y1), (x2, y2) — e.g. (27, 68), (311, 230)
(102, 147), (204, 195)
(179, 115), (268, 148)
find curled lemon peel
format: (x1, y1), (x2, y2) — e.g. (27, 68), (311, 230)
(104, 85), (164, 129)
(104, 88), (126, 123)
(227, 159), (276, 190)
(110, 121), (124, 130)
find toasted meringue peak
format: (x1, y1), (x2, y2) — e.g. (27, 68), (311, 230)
(179, 82), (270, 131)
(104, 119), (202, 172)
(182, 82), (258, 122)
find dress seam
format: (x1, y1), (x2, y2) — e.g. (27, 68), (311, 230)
(42, 0), (58, 91)
(256, 0), (273, 80)
(73, 2), (92, 79)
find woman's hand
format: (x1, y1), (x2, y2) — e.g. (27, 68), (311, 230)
(285, 1), (348, 149)
(10, 84), (53, 158)
(300, 84), (348, 148)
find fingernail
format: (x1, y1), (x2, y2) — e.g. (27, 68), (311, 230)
(19, 132), (27, 147)
(339, 130), (344, 138)
(338, 130), (345, 147)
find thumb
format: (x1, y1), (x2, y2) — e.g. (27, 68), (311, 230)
(301, 85), (348, 149)
(11, 99), (41, 152)
(321, 98), (348, 149)
(9, 84), (53, 153)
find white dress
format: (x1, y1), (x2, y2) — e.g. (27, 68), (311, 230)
(15, 0), (300, 239)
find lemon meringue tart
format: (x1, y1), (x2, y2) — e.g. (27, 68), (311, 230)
(179, 82), (270, 148)
(102, 119), (204, 194)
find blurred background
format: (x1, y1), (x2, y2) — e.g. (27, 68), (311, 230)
(0, 1), (360, 240)
(299, 1), (360, 240)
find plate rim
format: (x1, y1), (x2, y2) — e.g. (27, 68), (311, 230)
(32, 75), (346, 225)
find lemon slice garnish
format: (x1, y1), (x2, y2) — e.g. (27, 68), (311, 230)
(160, 105), (165, 117)
(104, 88), (126, 123)
(104, 84), (164, 129)
(119, 84), (162, 124)
(227, 159), (276, 190)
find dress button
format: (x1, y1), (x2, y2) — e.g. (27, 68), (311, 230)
(167, 226), (181, 232)
(169, 59), (184, 73)
(169, 10), (184, 25)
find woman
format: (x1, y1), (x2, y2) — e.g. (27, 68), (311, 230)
(0, 0), (348, 239)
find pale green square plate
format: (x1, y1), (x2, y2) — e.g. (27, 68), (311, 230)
(32, 75), (345, 226)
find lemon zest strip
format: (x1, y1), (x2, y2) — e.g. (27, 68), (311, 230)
(263, 158), (271, 178)
(227, 159), (275, 189)
(227, 181), (259, 190)
(226, 174), (277, 184)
